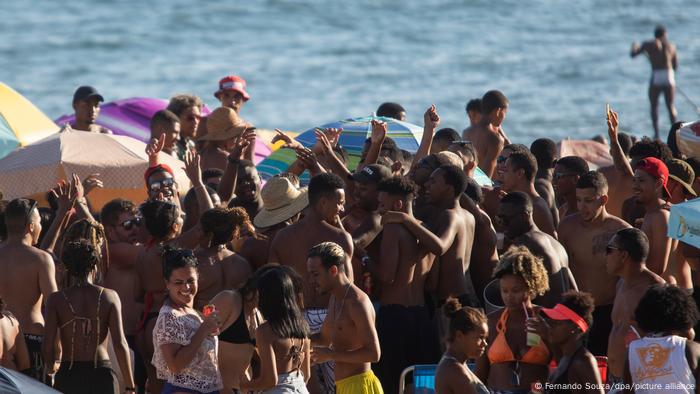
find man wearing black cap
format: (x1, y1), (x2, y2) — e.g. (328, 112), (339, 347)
(69, 86), (112, 134)
(343, 164), (393, 289)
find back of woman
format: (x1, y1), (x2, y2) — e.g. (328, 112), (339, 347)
(0, 308), (29, 372)
(240, 267), (310, 393)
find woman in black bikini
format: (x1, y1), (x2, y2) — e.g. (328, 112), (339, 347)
(531, 291), (604, 394)
(42, 239), (135, 394)
(240, 267), (311, 393)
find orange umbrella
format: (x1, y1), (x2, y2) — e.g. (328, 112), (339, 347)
(0, 130), (190, 210)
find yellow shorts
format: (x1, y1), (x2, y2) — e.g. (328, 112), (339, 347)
(336, 370), (384, 394)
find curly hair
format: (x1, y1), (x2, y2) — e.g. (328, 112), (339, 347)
(493, 245), (549, 297)
(629, 137), (673, 162)
(161, 245), (198, 281)
(559, 291), (595, 332)
(442, 297), (487, 342)
(62, 219), (107, 285)
(635, 284), (699, 334)
(62, 239), (101, 281)
(200, 207), (250, 246)
(140, 200), (179, 239)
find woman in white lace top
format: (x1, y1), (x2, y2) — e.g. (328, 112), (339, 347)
(152, 247), (223, 394)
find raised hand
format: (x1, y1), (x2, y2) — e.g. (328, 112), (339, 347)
(381, 211), (409, 225)
(325, 127), (343, 147)
(50, 180), (73, 212)
(370, 120), (387, 145)
(183, 150), (203, 186)
(295, 147), (324, 175)
(271, 128), (302, 150)
(424, 104), (440, 130)
(230, 128), (256, 160)
(606, 105), (619, 140)
(146, 134), (166, 158)
(82, 173), (103, 197)
(314, 129), (334, 155)
(71, 173), (84, 202)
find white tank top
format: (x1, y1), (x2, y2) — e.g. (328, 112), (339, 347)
(628, 335), (695, 393)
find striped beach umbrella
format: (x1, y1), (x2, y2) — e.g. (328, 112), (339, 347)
(55, 98), (272, 164)
(257, 115), (423, 184)
(0, 82), (59, 159)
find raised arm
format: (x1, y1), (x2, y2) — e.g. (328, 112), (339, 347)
(411, 105), (439, 169)
(176, 151), (214, 249)
(40, 181), (74, 253)
(630, 41), (645, 58)
(607, 106), (634, 178)
(382, 211), (457, 256)
(315, 129), (351, 180)
(361, 120), (387, 169)
(145, 134), (166, 168)
(218, 129), (255, 203)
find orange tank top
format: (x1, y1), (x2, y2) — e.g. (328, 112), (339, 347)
(487, 308), (550, 365)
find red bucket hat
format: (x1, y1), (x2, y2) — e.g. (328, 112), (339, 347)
(635, 157), (671, 198)
(214, 75), (250, 101)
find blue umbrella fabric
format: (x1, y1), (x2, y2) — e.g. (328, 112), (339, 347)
(0, 367), (61, 393)
(257, 115), (423, 184)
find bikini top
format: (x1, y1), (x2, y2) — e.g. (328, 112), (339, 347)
(487, 308), (550, 366)
(59, 287), (104, 370)
(219, 307), (256, 345)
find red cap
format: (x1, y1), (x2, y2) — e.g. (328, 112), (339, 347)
(144, 164), (175, 186)
(635, 157), (671, 198)
(214, 75), (250, 101)
(541, 303), (589, 333)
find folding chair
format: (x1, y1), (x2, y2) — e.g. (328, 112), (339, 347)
(399, 364), (437, 394)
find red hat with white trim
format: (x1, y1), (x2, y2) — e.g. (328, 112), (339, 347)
(214, 75), (250, 101)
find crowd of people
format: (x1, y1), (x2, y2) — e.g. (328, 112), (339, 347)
(0, 26), (698, 394)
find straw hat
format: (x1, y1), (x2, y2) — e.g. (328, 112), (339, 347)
(199, 107), (252, 141)
(253, 177), (309, 228)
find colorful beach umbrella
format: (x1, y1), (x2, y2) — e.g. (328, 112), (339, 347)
(257, 115), (422, 184)
(0, 82), (59, 159)
(669, 198), (700, 249)
(0, 130), (190, 211)
(55, 98), (271, 164)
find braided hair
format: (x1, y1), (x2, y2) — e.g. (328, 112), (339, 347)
(61, 219), (107, 286)
(62, 239), (101, 285)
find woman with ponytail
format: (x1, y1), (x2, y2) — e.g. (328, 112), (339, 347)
(435, 297), (489, 394)
(42, 239), (135, 394)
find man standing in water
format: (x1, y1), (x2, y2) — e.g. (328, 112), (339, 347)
(631, 25), (678, 140)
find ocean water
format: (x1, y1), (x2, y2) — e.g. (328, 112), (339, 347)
(1, 0), (698, 144)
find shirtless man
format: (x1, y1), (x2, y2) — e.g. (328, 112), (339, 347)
(100, 198), (146, 391)
(629, 157), (673, 279)
(553, 156), (589, 218)
(461, 97), (482, 138)
(268, 173), (353, 394)
(0, 198), (57, 379)
(558, 171), (630, 356)
(464, 90), (510, 179)
(384, 165), (477, 308)
(461, 178), (499, 306)
(225, 162), (264, 220)
(343, 164), (391, 289)
(149, 109), (181, 157)
(447, 140), (478, 178)
(605, 228), (665, 382)
(502, 151), (558, 237)
(307, 242), (383, 394)
(364, 176), (439, 393)
(497, 192), (575, 307)
(530, 138), (559, 227)
(68, 86), (112, 134)
(631, 25), (678, 140)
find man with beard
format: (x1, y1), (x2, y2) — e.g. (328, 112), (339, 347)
(226, 161), (264, 220)
(101, 198), (147, 393)
(149, 110), (181, 158)
(269, 173), (353, 394)
(557, 171), (629, 356)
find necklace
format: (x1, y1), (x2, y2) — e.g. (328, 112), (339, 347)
(334, 284), (352, 321)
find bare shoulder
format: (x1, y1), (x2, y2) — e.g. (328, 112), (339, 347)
(558, 213), (581, 233)
(100, 287), (121, 305)
(349, 286), (373, 315)
(603, 215), (631, 230)
(255, 321), (274, 340)
(645, 209), (670, 226)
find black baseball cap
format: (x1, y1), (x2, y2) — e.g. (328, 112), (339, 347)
(351, 164), (392, 184)
(73, 86), (104, 103)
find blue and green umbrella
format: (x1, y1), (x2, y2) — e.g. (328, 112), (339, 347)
(256, 115), (493, 187)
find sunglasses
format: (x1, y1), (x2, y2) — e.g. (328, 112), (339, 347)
(26, 199), (38, 221)
(451, 140), (473, 147)
(120, 217), (142, 231)
(149, 178), (175, 192)
(605, 245), (622, 255)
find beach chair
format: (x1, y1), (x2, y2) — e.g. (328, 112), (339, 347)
(398, 362), (477, 393)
